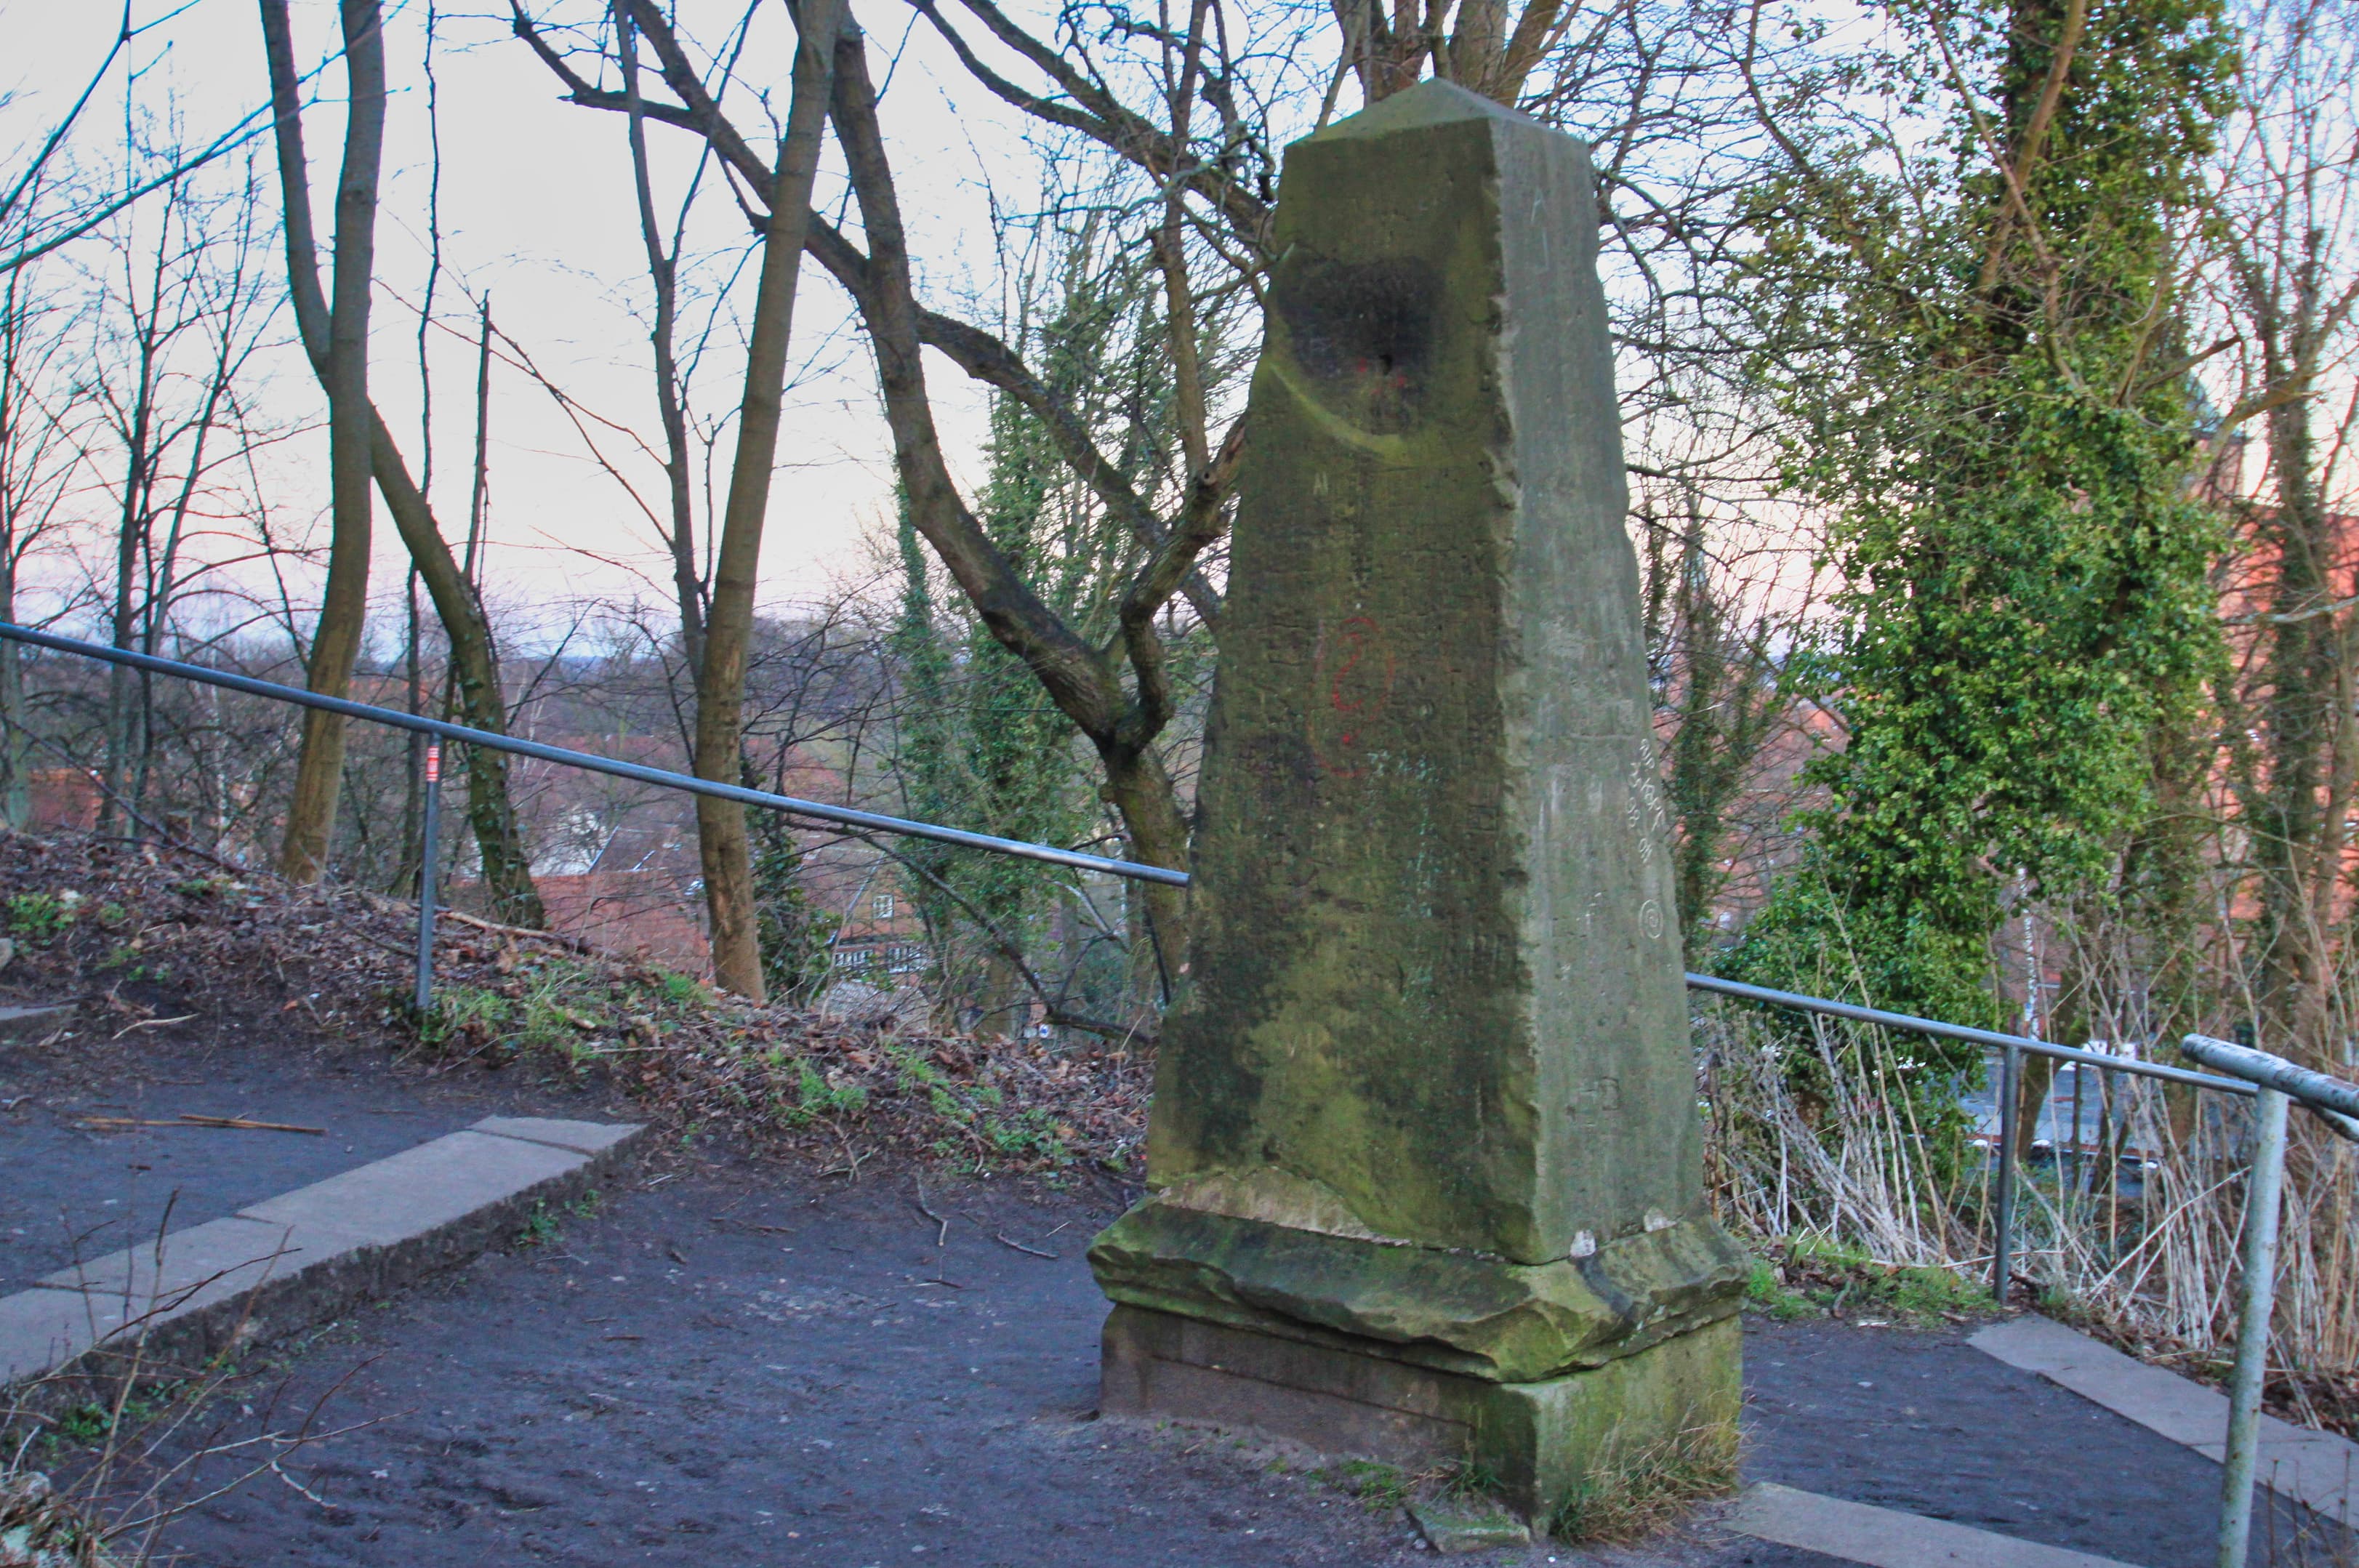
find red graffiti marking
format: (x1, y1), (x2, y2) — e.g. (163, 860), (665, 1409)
(1309, 615), (1396, 779)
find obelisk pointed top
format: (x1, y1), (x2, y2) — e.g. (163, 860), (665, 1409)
(1310, 77), (1544, 142)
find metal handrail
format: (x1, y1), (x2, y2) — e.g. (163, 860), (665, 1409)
(1687, 972), (2256, 1095)
(0, 623), (1189, 888)
(2182, 1033), (2359, 1119)
(2175, 1037), (2359, 1568)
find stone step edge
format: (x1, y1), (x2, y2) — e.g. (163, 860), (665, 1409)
(0, 1114), (645, 1419)
(1727, 1482), (2142, 1568)
(1971, 1314), (2357, 1521)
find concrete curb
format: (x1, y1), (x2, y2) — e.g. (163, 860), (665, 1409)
(1726, 1481), (2142, 1568)
(1971, 1315), (2357, 1523)
(1, 1115), (643, 1418)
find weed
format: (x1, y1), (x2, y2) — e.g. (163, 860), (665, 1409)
(97, 945), (155, 981)
(978, 1106), (1069, 1164)
(511, 961), (603, 1060)
(39, 1379), (183, 1452)
(416, 962), (617, 1072)
(419, 984), (514, 1051)
(1439, 1459), (1505, 1502)
(781, 1063), (869, 1126)
(570, 1189), (603, 1221)
(7, 892), (76, 941)
(47, 1404), (113, 1446)
(1546, 1419), (1739, 1544)
(888, 1045), (947, 1095)
(877, 1045), (1074, 1170)
(516, 1202), (561, 1249)
(1891, 1262), (1983, 1318)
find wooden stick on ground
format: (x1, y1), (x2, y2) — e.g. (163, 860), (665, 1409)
(70, 1113), (326, 1135)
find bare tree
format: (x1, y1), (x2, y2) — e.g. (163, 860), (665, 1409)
(513, 0), (1254, 968)
(2205, 0), (2359, 1062)
(0, 238), (80, 825)
(270, 0), (384, 884)
(0, 4), (276, 278)
(258, 0), (545, 922)
(80, 156), (277, 833)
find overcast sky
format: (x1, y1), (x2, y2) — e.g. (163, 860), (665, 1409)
(1, 0), (1093, 643)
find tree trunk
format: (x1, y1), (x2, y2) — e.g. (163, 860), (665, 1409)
(103, 314), (160, 837)
(518, 3), (1229, 981)
(1098, 741), (1191, 989)
(689, 0), (845, 999)
(278, 0), (386, 884)
(829, 24), (1197, 954)
(0, 554), (24, 829)
(2256, 347), (2333, 1058)
(260, 0), (543, 922)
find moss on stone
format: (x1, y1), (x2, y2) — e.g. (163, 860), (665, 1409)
(1090, 1197), (1747, 1383)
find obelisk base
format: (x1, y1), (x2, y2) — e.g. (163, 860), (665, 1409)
(1099, 1305), (1740, 1521)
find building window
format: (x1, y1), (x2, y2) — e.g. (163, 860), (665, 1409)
(873, 891), (895, 920)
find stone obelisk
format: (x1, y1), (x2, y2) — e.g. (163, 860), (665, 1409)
(1088, 80), (1747, 1519)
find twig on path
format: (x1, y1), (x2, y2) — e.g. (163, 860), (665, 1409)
(177, 1113), (326, 1135)
(823, 1116), (867, 1181)
(991, 1231), (1061, 1260)
(111, 1013), (198, 1040)
(270, 1460), (334, 1510)
(358, 890), (606, 957)
(73, 1112), (326, 1135)
(912, 1183), (949, 1247)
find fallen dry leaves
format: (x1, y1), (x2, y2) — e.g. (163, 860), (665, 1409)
(0, 829), (1149, 1178)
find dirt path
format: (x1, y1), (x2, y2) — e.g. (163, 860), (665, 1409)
(6, 1030), (2347, 1567)
(139, 1163), (1852, 1568)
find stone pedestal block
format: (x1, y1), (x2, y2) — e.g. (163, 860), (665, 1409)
(1101, 1306), (1742, 1519)
(1090, 78), (1745, 1514)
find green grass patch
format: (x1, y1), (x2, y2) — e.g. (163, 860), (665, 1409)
(1756, 1234), (1993, 1324)
(1322, 1458), (1412, 1512)
(1743, 1258), (1814, 1322)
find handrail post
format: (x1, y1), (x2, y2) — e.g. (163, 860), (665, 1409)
(1993, 1040), (2019, 1303)
(2217, 1085), (2289, 1568)
(414, 741), (441, 1018)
